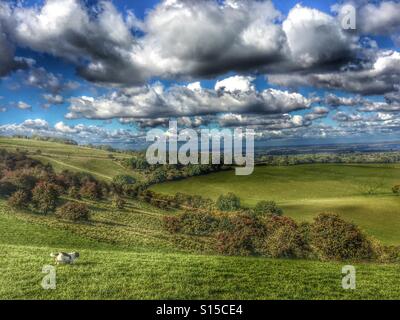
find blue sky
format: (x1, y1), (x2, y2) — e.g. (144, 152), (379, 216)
(0, 0), (399, 147)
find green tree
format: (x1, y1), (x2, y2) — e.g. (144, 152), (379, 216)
(216, 193), (241, 211)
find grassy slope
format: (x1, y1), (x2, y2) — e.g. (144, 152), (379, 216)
(1, 138), (400, 299)
(1, 203), (400, 300)
(0, 137), (135, 181)
(151, 164), (400, 245)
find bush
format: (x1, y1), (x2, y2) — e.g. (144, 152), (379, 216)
(112, 196), (126, 209)
(7, 190), (31, 209)
(112, 174), (136, 186)
(56, 202), (89, 221)
(215, 214), (265, 256)
(261, 216), (308, 258)
(310, 213), (374, 261)
(392, 185), (400, 195)
(68, 186), (81, 200)
(80, 181), (103, 200)
(173, 192), (214, 210)
(163, 215), (181, 233)
(111, 174), (136, 196)
(216, 193), (241, 211)
(373, 243), (400, 263)
(0, 181), (16, 197)
(179, 211), (219, 236)
(253, 201), (283, 216)
(32, 181), (59, 214)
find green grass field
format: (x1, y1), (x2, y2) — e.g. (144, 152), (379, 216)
(2, 201), (400, 300)
(1, 138), (400, 299)
(151, 164), (400, 245)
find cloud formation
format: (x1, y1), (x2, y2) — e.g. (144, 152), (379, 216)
(66, 76), (313, 120)
(269, 50), (400, 95)
(0, 0), (359, 85)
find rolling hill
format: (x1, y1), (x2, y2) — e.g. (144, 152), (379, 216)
(0, 137), (399, 299)
(151, 164), (400, 245)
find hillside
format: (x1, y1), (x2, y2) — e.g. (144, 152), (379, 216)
(0, 137), (400, 299)
(0, 137), (136, 181)
(1, 201), (400, 300)
(151, 164), (400, 245)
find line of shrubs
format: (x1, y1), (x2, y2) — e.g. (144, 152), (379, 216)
(140, 190), (283, 217)
(122, 154), (231, 186)
(162, 193), (400, 263)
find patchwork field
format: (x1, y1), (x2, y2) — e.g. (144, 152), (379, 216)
(1, 138), (400, 299)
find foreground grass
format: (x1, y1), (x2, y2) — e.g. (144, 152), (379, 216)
(0, 200), (400, 299)
(3, 243), (400, 300)
(152, 164), (400, 244)
(0, 212), (398, 300)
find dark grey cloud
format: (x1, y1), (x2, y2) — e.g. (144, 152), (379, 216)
(269, 50), (400, 95)
(0, 0), (360, 85)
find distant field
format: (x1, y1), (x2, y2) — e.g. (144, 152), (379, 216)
(151, 164), (400, 244)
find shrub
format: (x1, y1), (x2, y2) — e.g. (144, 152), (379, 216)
(112, 174), (136, 186)
(310, 213), (374, 261)
(7, 190), (31, 209)
(80, 181), (103, 200)
(163, 215), (181, 233)
(56, 202), (89, 221)
(215, 214), (265, 256)
(373, 243), (400, 263)
(32, 181), (59, 214)
(68, 186), (81, 200)
(179, 211), (219, 236)
(392, 185), (400, 195)
(172, 192), (214, 210)
(216, 193), (241, 211)
(111, 174), (136, 196)
(0, 181), (16, 197)
(253, 201), (283, 216)
(112, 196), (126, 209)
(261, 216), (308, 258)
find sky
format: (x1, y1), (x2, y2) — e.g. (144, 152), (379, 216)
(0, 0), (399, 148)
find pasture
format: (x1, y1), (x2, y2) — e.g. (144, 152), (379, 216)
(151, 164), (400, 244)
(1, 137), (400, 299)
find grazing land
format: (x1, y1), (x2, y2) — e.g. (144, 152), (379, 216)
(151, 164), (400, 245)
(0, 138), (399, 299)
